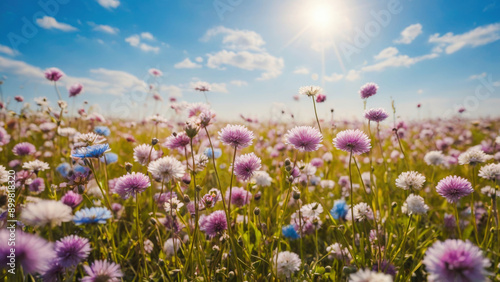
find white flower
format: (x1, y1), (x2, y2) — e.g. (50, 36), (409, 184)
(252, 171), (272, 187)
(402, 194), (429, 215)
(273, 251), (301, 278)
(57, 127), (78, 137)
(148, 156), (185, 183)
(133, 144), (161, 166)
(346, 202), (374, 222)
(163, 238), (181, 257)
(0, 165), (9, 184)
(395, 171), (426, 190)
(349, 269), (393, 282)
(299, 85), (323, 97)
(480, 186), (500, 197)
(326, 243), (350, 261)
(322, 152), (333, 162)
(75, 132), (106, 146)
(320, 180), (335, 189)
(34, 97), (49, 106)
(39, 122), (57, 132)
(22, 160), (50, 172)
(478, 163), (500, 181)
(424, 151), (445, 166)
(302, 163), (317, 176)
(496, 136), (500, 145)
(145, 114), (168, 124)
(458, 148), (492, 165)
(144, 239), (154, 254)
(21, 200), (73, 227)
(164, 198), (184, 213)
(300, 203), (323, 218)
(189, 154), (209, 172)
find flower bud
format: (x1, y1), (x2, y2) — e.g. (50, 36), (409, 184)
(183, 195), (191, 203)
(125, 162), (133, 173)
(253, 207), (260, 216)
(152, 138), (159, 145)
(293, 190), (301, 200)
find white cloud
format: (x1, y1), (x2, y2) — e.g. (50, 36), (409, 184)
(394, 23), (423, 44)
(174, 58), (202, 69)
(293, 67), (310, 74)
(206, 50), (284, 80)
(345, 70), (361, 81)
(323, 69), (360, 82)
(97, 0), (120, 9)
(125, 34), (160, 53)
(189, 81), (228, 93)
(159, 85), (183, 97)
(195, 57), (203, 63)
(141, 32), (154, 40)
(201, 26), (265, 51)
(324, 72), (344, 82)
(93, 24), (119, 34)
(468, 72), (487, 80)
(0, 44), (19, 56)
(36, 16), (77, 32)
(230, 80), (248, 86)
(362, 47), (438, 72)
(429, 23), (500, 54)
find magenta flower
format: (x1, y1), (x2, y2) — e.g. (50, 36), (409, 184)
(316, 94), (326, 103)
(333, 129), (371, 155)
(364, 108), (389, 122)
(44, 67), (64, 82)
(164, 132), (190, 150)
(285, 126), (323, 152)
(28, 177), (45, 193)
(61, 191), (83, 208)
(359, 83), (378, 99)
(114, 172), (151, 199)
(14, 95), (24, 102)
(233, 152), (261, 181)
(218, 124), (254, 148)
(68, 83), (83, 97)
(423, 239), (490, 282)
(54, 235), (91, 267)
(12, 142), (36, 156)
(149, 68), (163, 77)
(225, 187), (251, 207)
(436, 175), (473, 203)
(199, 210), (227, 238)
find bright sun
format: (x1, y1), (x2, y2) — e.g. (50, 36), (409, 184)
(309, 2), (342, 32)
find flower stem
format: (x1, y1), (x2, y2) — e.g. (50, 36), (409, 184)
(311, 96), (322, 133)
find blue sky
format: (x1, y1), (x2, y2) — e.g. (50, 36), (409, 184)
(0, 0), (499, 122)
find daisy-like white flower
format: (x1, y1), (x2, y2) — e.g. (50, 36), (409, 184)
(57, 127), (78, 137)
(300, 203), (323, 218)
(284, 126), (323, 152)
(349, 269), (392, 282)
(326, 243), (350, 261)
(164, 198), (184, 213)
(402, 194), (429, 215)
(346, 202), (374, 222)
(333, 129), (371, 155)
(22, 160), (50, 172)
(252, 171), (272, 187)
(148, 156), (185, 183)
(133, 144), (161, 166)
(424, 151), (445, 166)
(0, 165), (10, 184)
(273, 251), (301, 278)
(163, 238), (181, 257)
(458, 148), (492, 165)
(75, 132), (106, 146)
(496, 136), (500, 145)
(299, 85), (322, 97)
(480, 186), (500, 197)
(395, 171), (426, 190)
(189, 154), (209, 172)
(423, 239), (490, 282)
(21, 200), (73, 227)
(478, 163), (500, 181)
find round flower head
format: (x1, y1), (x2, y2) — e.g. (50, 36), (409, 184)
(114, 172), (150, 199)
(28, 177), (45, 193)
(61, 191), (83, 208)
(330, 199), (349, 220)
(199, 210), (227, 238)
(285, 126), (323, 152)
(23, 160), (50, 172)
(253, 171), (272, 187)
(316, 94), (326, 103)
(359, 83), (378, 99)
(282, 224), (300, 240)
(299, 85), (323, 97)
(13, 142), (36, 156)
(218, 124), (254, 148)
(423, 239), (490, 282)
(149, 68), (163, 77)
(94, 126), (111, 137)
(364, 108), (389, 122)
(346, 202), (374, 222)
(273, 251), (301, 278)
(233, 153), (262, 181)
(395, 171), (426, 190)
(68, 83), (83, 97)
(71, 144), (111, 159)
(458, 148), (492, 166)
(133, 144), (161, 166)
(54, 235), (91, 267)
(0, 230), (55, 274)
(0, 127), (11, 146)
(21, 200), (73, 227)
(349, 269), (392, 282)
(424, 151), (445, 166)
(82, 260), (123, 282)
(226, 187), (252, 207)
(333, 129), (371, 155)
(300, 202), (323, 218)
(402, 194), (429, 215)
(194, 81), (210, 92)
(164, 132), (190, 150)
(478, 163), (500, 181)
(163, 238), (181, 257)
(436, 176), (473, 203)
(73, 207), (112, 225)
(148, 156), (185, 183)
(44, 67), (64, 82)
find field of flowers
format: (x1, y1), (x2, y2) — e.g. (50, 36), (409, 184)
(0, 68), (500, 281)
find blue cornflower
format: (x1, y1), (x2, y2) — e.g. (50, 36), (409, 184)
(282, 224), (300, 240)
(99, 153), (118, 164)
(73, 207), (112, 225)
(94, 126), (111, 137)
(330, 199), (349, 220)
(204, 148), (222, 159)
(71, 144), (110, 159)
(73, 165), (89, 174)
(56, 163), (71, 178)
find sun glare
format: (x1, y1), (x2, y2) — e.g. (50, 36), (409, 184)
(309, 2), (340, 32)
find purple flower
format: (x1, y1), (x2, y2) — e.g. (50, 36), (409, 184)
(423, 239), (490, 282)
(233, 153), (262, 181)
(0, 127), (11, 146)
(359, 82), (378, 99)
(285, 126), (323, 152)
(82, 260), (123, 282)
(436, 176), (473, 203)
(68, 83), (83, 97)
(218, 124), (254, 148)
(28, 177), (45, 193)
(333, 129), (371, 155)
(61, 191), (83, 208)
(364, 108), (389, 122)
(12, 142), (36, 156)
(0, 230), (54, 274)
(200, 210), (227, 238)
(42, 261), (64, 282)
(372, 260), (397, 277)
(226, 187), (251, 207)
(154, 192), (177, 208)
(44, 67), (64, 82)
(54, 235), (91, 267)
(114, 172), (150, 199)
(164, 132), (190, 150)
(316, 94), (326, 103)
(159, 215), (185, 233)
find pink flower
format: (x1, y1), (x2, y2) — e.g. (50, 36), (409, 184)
(44, 67), (64, 82)
(68, 83), (83, 97)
